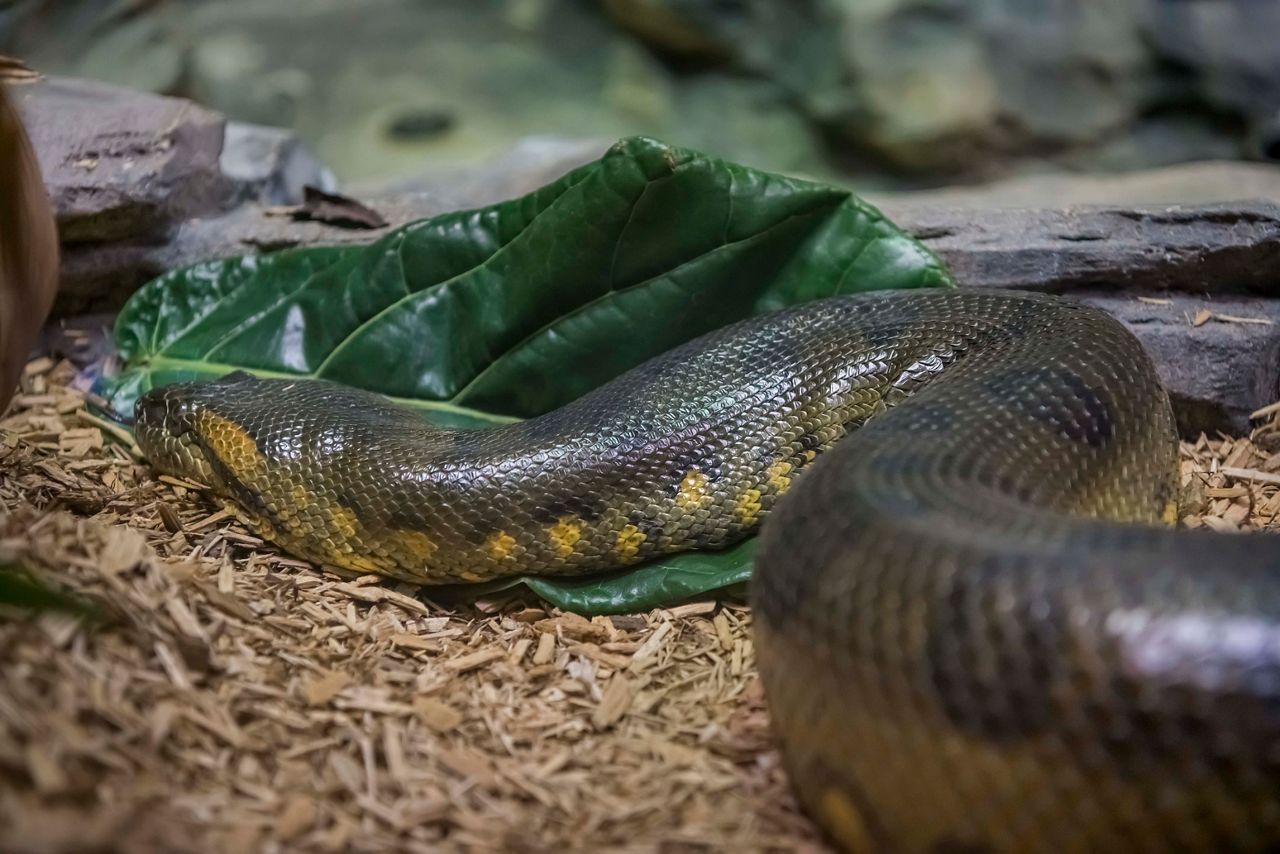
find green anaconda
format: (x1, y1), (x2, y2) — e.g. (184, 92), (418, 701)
(134, 287), (1280, 852)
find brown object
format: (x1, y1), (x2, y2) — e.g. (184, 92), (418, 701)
(0, 79), (58, 415)
(290, 186), (389, 229)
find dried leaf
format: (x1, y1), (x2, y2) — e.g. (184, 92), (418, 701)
(290, 186), (389, 229)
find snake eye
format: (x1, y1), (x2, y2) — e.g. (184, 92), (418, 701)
(134, 387), (200, 438)
(134, 391), (170, 429)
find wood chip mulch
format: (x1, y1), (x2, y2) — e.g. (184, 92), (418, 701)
(1, 355), (1278, 853)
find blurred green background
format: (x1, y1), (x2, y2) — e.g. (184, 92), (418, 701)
(4, 0), (1279, 194)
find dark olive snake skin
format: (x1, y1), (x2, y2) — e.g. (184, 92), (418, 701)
(135, 288), (1280, 852)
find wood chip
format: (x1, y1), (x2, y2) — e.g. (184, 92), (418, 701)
(413, 697), (464, 733)
(593, 675), (635, 729)
(97, 525), (151, 575)
(1221, 466), (1280, 486)
(388, 631), (440, 653)
(437, 747), (500, 789)
(532, 631), (556, 665)
(1192, 308), (1213, 327)
(535, 613), (610, 643)
(332, 583), (429, 615)
(445, 647), (505, 674)
(713, 613), (735, 651)
(1215, 313), (1273, 325)
(629, 621), (673, 671)
(668, 601), (717, 618)
(75, 408), (140, 453)
(304, 670), (352, 706)
(275, 795), (318, 841)
(193, 580), (256, 622)
(156, 501), (184, 534)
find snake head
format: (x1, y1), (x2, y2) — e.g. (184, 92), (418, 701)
(133, 371), (259, 488)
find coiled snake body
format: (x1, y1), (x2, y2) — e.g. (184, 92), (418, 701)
(135, 288), (1280, 851)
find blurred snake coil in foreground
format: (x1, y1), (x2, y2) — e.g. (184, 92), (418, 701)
(135, 286), (1280, 852)
(0, 68), (59, 413)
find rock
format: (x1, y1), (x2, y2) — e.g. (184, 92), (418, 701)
(12, 76), (357, 312)
(878, 200), (1280, 434)
(8, 0), (827, 186)
(355, 136), (612, 203)
(1071, 291), (1280, 437)
(602, 0), (738, 60)
(12, 75), (236, 244)
(864, 161), (1280, 210)
(15, 0), (1280, 184)
(1145, 1), (1280, 148)
(598, 0), (1280, 178)
(882, 201), (1280, 296)
(221, 121), (337, 206)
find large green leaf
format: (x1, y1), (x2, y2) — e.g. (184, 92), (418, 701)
(103, 135), (952, 615)
(430, 538), (756, 616)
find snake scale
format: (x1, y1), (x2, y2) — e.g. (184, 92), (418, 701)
(134, 287), (1280, 851)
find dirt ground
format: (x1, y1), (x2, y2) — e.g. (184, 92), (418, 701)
(2, 352), (1279, 853)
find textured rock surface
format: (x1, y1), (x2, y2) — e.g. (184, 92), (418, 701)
(604, 0), (1280, 175)
(13, 0), (1280, 183)
(884, 201), (1280, 295)
(220, 121), (336, 206)
(864, 161), (1280, 210)
(13, 77), (346, 314)
(11, 76), (235, 244)
(6, 0), (828, 185)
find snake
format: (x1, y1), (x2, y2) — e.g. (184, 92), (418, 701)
(133, 286), (1280, 852)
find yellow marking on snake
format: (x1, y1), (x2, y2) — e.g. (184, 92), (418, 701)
(391, 529), (438, 562)
(344, 553), (388, 572)
(736, 487), (763, 525)
(801, 449), (817, 464)
(820, 789), (875, 854)
(675, 468), (711, 509)
(217, 496), (274, 539)
(547, 516), (583, 558)
(195, 410), (266, 479)
(615, 523), (645, 561)
(766, 459), (794, 494)
(1162, 499), (1179, 526)
(485, 531), (518, 561)
(327, 502), (362, 541)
